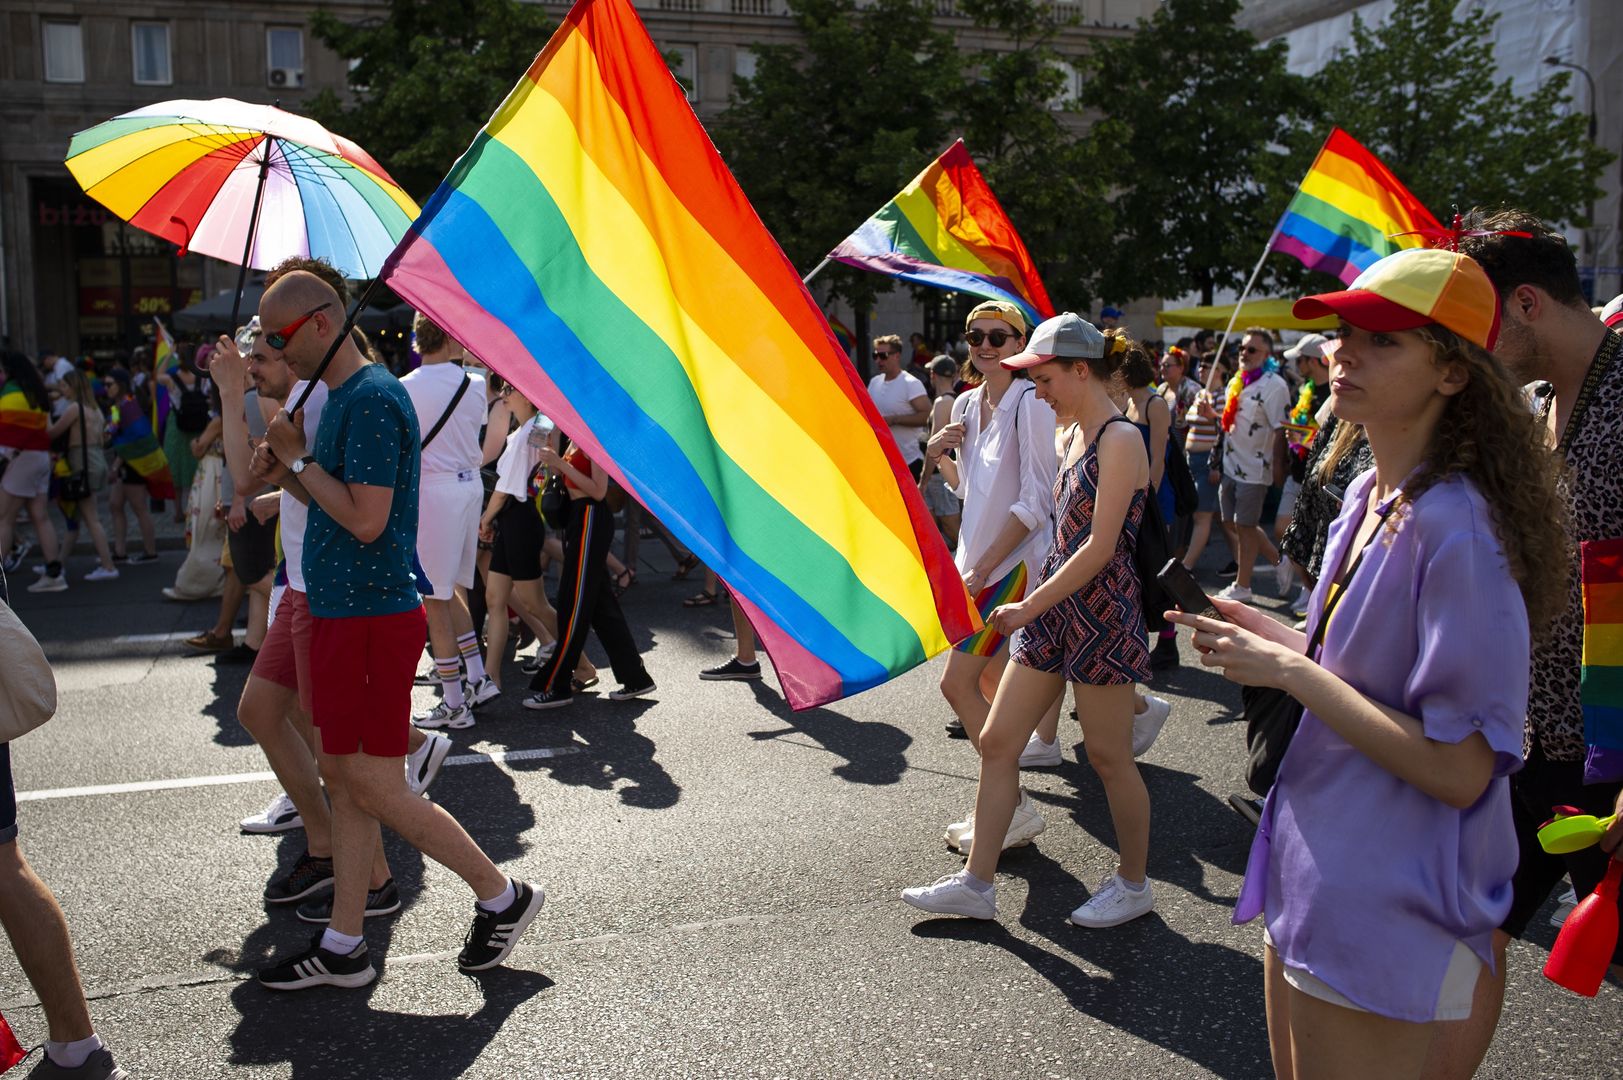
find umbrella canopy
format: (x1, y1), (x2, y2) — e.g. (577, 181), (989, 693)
(1156, 298), (1336, 332)
(175, 283), (407, 336)
(64, 98), (420, 279)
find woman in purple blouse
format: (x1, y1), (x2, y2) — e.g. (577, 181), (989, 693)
(1168, 249), (1568, 1078)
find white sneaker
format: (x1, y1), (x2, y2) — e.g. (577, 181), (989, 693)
(26, 573), (67, 593)
(1550, 887), (1579, 928)
(413, 700), (474, 730)
(466, 676), (501, 708)
(1069, 872), (1155, 928)
(943, 815), (974, 847)
(1214, 583), (1253, 603)
(1019, 734), (1063, 768)
(241, 792), (303, 834)
(1289, 585), (1312, 615)
(1132, 695), (1172, 757)
(952, 791), (1045, 853)
(85, 566), (120, 582)
(406, 732), (454, 796)
(900, 871), (997, 919)
(1273, 558), (1295, 597)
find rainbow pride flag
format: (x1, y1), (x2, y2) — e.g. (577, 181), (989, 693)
(379, 0), (980, 709)
(152, 315), (177, 432)
(1271, 128), (1441, 286)
(1580, 539), (1623, 782)
(108, 404), (174, 499)
(828, 140), (1055, 328)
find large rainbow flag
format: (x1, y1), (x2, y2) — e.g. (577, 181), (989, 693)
(1271, 127), (1441, 286)
(108, 403), (174, 499)
(828, 140), (1055, 328)
(379, 0), (980, 709)
(1580, 539), (1623, 783)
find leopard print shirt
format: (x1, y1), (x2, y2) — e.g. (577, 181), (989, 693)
(1529, 329), (1623, 762)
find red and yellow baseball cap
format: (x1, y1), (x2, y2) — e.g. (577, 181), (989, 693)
(1292, 248), (1500, 351)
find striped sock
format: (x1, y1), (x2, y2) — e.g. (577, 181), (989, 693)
(457, 631), (487, 684)
(436, 656), (465, 708)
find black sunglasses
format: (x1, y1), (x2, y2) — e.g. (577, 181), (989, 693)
(965, 329), (1019, 348)
(874, 348), (899, 357)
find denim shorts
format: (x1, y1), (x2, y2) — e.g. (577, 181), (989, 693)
(0, 743), (17, 845)
(1188, 450), (1220, 514)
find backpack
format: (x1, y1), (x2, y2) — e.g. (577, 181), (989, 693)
(174, 381), (210, 434)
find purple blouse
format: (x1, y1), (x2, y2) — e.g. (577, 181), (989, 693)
(1234, 469), (1527, 1022)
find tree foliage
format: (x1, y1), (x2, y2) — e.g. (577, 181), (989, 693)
(305, 0), (557, 202)
(1080, 0), (1310, 306)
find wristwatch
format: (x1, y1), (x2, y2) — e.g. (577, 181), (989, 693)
(290, 455), (317, 476)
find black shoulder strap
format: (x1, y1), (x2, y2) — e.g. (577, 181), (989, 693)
(1306, 507), (1387, 658)
(421, 372), (472, 450)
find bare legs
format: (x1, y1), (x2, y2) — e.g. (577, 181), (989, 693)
(1265, 944), (1439, 1080)
(1420, 930), (1508, 1080)
(0, 841), (92, 1044)
(108, 482), (156, 558)
(0, 491), (60, 569)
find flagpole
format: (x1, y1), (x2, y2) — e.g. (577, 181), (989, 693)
(802, 257), (831, 286)
(1204, 221), (1281, 393)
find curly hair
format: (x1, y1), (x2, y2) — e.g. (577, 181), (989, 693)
(1316, 324), (1568, 636)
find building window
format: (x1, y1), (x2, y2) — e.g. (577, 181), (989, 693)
(670, 44), (698, 102)
(734, 48), (758, 81)
(42, 21), (84, 83)
(132, 22), (173, 86)
(267, 27), (304, 88)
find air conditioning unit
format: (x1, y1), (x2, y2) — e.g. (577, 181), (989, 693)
(268, 67), (303, 89)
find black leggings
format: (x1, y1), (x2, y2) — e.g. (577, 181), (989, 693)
(530, 499), (648, 694)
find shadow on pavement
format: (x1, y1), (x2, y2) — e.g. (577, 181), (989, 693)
(742, 680), (912, 786)
(226, 966), (553, 1077)
(508, 698), (681, 810)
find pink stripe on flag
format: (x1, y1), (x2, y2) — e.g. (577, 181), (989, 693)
(1271, 235), (1360, 287)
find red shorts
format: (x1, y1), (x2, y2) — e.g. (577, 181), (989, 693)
(308, 606), (427, 757)
(251, 588), (314, 714)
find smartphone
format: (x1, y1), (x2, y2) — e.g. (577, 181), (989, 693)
(1156, 558), (1224, 621)
(1323, 482), (1345, 506)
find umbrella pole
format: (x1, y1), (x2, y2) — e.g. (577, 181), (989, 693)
(228, 141), (275, 331)
(288, 276), (385, 413)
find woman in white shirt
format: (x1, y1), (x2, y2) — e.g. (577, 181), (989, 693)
(923, 301), (1061, 852)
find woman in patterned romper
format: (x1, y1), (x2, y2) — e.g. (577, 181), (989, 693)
(903, 313), (1159, 928)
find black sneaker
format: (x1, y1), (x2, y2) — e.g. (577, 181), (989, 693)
(945, 718), (968, 739)
(265, 852), (334, 904)
(521, 688), (573, 711)
(296, 879), (402, 924)
(1227, 793), (1264, 827)
(125, 551), (159, 565)
(25, 1047), (130, 1078)
(458, 879), (545, 971)
(1149, 636), (1180, 671)
(607, 678), (656, 701)
(217, 643), (259, 665)
(699, 658), (762, 681)
(257, 933), (377, 990)
(1217, 561), (1239, 579)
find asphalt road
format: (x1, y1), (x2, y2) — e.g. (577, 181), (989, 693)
(1, 546), (1618, 1079)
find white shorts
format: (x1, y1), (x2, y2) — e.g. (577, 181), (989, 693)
(1277, 475), (1302, 521)
(1265, 928), (1481, 1021)
(416, 472), (481, 597)
(1, 450), (51, 499)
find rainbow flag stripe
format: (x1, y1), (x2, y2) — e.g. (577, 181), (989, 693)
(1271, 127), (1441, 286)
(153, 315), (176, 432)
(829, 140), (1055, 328)
(954, 562), (1029, 657)
(0, 384), (49, 451)
(108, 405), (174, 499)
(380, 0), (980, 709)
(1581, 540), (1623, 781)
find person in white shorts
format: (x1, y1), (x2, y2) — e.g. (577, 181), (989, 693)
(401, 314), (496, 730)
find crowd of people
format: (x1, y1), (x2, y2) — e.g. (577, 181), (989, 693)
(1, 207), (1622, 1079)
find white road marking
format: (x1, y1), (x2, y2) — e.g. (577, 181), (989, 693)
(112, 630), (241, 644)
(15, 745), (583, 803)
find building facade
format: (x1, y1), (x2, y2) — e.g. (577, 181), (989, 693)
(0, 0), (1152, 360)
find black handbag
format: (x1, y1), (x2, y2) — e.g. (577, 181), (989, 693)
(1134, 480), (1173, 634)
(57, 400), (93, 503)
(537, 434), (571, 529)
(1165, 435), (1198, 518)
(1242, 517), (1381, 795)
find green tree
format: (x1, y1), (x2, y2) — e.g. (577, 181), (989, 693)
(1279, 0), (1610, 259)
(305, 0), (557, 202)
(1081, 0), (1311, 305)
(711, 0), (961, 313)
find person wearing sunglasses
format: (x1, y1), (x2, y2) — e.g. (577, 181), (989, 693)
(866, 334), (931, 479)
(1214, 328), (1290, 604)
(253, 270), (543, 989)
(922, 300), (1062, 845)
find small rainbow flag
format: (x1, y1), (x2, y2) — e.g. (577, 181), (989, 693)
(1271, 128), (1441, 286)
(108, 404), (174, 499)
(380, 0), (980, 709)
(828, 140), (1055, 328)
(1581, 539), (1623, 782)
(152, 315), (177, 432)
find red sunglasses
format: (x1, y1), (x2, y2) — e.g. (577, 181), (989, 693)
(264, 302), (333, 350)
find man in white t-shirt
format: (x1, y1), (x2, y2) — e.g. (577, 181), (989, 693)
(400, 314), (494, 730)
(1216, 328), (1290, 603)
(866, 334), (930, 477)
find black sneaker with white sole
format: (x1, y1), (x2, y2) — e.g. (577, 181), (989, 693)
(264, 852), (334, 904)
(521, 688), (573, 711)
(257, 934), (377, 990)
(296, 879), (402, 924)
(607, 678), (656, 701)
(699, 658), (761, 681)
(458, 879), (545, 971)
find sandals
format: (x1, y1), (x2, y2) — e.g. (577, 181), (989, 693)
(611, 567), (637, 598)
(184, 630), (233, 651)
(572, 674), (600, 692)
(672, 553), (701, 580)
(683, 589), (719, 608)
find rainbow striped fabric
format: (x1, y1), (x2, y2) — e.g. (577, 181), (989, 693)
(1271, 128), (1441, 286)
(152, 315), (176, 432)
(108, 403), (174, 499)
(828, 140), (1055, 328)
(0, 382), (49, 452)
(1580, 539), (1623, 782)
(380, 0), (980, 709)
(954, 562), (1029, 657)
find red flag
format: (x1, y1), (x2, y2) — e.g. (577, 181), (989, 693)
(0, 1010), (29, 1072)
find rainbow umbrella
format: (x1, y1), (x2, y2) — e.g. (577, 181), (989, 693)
(65, 98), (420, 332)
